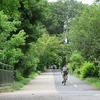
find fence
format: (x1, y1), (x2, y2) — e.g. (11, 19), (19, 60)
(0, 62), (14, 86)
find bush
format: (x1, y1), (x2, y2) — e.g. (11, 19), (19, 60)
(74, 68), (81, 77)
(67, 63), (73, 74)
(68, 52), (84, 74)
(16, 70), (25, 81)
(80, 62), (96, 78)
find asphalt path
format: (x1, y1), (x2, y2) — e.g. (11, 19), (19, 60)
(0, 69), (100, 100)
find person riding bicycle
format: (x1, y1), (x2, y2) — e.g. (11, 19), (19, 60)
(61, 65), (68, 84)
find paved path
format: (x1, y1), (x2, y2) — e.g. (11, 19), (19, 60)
(20, 69), (58, 93)
(0, 69), (100, 100)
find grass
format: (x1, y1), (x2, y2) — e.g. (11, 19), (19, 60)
(0, 85), (13, 93)
(84, 77), (100, 89)
(72, 70), (100, 89)
(0, 71), (41, 93)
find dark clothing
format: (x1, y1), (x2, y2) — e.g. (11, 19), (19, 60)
(63, 70), (68, 76)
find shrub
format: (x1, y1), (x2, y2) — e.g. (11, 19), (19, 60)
(68, 52), (84, 74)
(80, 61), (96, 78)
(67, 63), (73, 74)
(74, 68), (81, 77)
(15, 70), (25, 81)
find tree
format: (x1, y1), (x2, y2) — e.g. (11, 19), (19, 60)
(69, 5), (100, 61)
(44, 0), (84, 35)
(0, 0), (20, 19)
(0, 11), (26, 66)
(35, 33), (62, 70)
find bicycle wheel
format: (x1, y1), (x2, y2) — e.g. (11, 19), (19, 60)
(63, 76), (66, 85)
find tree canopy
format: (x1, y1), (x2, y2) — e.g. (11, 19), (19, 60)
(0, 0), (99, 79)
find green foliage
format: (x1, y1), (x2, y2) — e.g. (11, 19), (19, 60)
(44, 0), (83, 35)
(68, 5), (100, 78)
(21, 45), (40, 77)
(9, 30), (26, 46)
(80, 62), (96, 78)
(12, 82), (24, 90)
(0, 11), (26, 65)
(0, 0), (99, 82)
(0, 86), (13, 93)
(0, 71), (40, 93)
(69, 5), (100, 61)
(84, 77), (100, 88)
(36, 33), (62, 70)
(0, 11), (20, 46)
(28, 72), (38, 79)
(16, 70), (25, 81)
(31, 22), (48, 41)
(0, 0), (53, 78)
(68, 52), (84, 73)
(5, 30), (26, 65)
(67, 63), (73, 74)
(4, 48), (23, 65)
(74, 68), (81, 76)
(18, 0), (50, 42)
(0, 0), (20, 19)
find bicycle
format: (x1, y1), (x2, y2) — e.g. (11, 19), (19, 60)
(62, 72), (68, 85)
(63, 74), (68, 85)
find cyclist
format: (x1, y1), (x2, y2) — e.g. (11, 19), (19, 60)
(61, 65), (68, 84)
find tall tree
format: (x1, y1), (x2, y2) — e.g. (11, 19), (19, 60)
(36, 33), (62, 70)
(0, 11), (26, 65)
(69, 5), (100, 62)
(44, 0), (84, 35)
(0, 0), (20, 19)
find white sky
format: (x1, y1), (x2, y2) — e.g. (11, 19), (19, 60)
(48, 0), (95, 4)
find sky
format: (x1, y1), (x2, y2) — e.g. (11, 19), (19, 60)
(48, 0), (95, 4)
